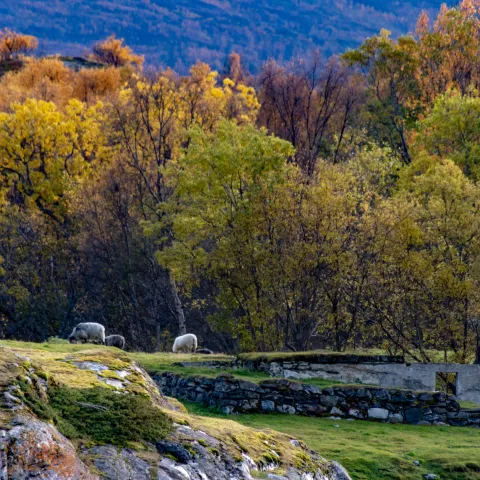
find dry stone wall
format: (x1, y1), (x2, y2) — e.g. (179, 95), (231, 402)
(156, 372), (480, 427)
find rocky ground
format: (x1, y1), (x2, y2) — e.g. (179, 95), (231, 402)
(0, 344), (352, 479)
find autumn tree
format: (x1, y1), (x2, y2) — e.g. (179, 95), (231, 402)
(0, 57), (73, 109)
(92, 35), (144, 68)
(73, 66), (122, 105)
(106, 64), (259, 339)
(362, 155), (480, 362)
(0, 29), (38, 61)
(415, 1), (480, 103)
(0, 98), (106, 341)
(258, 54), (362, 174)
(156, 121), (389, 351)
(343, 30), (421, 164)
(0, 99), (105, 222)
(223, 51), (248, 85)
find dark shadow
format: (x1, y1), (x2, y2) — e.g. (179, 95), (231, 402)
(435, 372), (457, 395)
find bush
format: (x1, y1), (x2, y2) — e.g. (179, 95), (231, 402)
(47, 336), (69, 344)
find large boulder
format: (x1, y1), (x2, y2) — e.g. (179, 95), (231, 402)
(0, 414), (98, 480)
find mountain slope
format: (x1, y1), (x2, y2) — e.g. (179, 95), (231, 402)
(0, 0), (453, 71)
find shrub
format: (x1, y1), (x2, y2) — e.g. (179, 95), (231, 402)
(19, 380), (172, 446)
(47, 336), (69, 344)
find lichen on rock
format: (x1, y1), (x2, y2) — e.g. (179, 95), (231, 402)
(0, 414), (98, 480)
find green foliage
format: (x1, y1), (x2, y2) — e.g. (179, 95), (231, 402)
(47, 336), (69, 344)
(361, 155), (480, 362)
(416, 90), (480, 180)
(156, 119), (295, 288)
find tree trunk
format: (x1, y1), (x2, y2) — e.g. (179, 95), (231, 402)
(155, 323), (162, 352)
(171, 278), (186, 335)
(474, 334), (480, 365)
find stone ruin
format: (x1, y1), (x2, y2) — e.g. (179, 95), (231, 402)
(165, 353), (480, 426)
(237, 353), (480, 405)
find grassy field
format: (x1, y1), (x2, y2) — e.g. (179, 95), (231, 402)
(185, 402), (480, 480)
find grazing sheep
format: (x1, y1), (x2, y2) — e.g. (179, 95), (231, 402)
(68, 322), (105, 345)
(105, 334), (126, 350)
(195, 348), (214, 354)
(172, 333), (198, 353)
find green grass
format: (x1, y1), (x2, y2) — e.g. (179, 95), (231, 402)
(460, 401), (480, 410)
(128, 350), (233, 371)
(2, 340), (468, 365)
(184, 402), (480, 480)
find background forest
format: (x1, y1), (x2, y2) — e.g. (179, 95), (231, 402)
(1, 1), (480, 363)
(0, 0), (450, 71)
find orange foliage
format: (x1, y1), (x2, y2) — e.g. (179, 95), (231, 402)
(91, 35), (144, 68)
(415, 0), (480, 102)
(0, 57), (73, 109)
(73, 67), (121, 104)
(0, 29), (38, 60)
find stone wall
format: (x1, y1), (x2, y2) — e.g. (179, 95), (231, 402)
(156, 372), (480, 427)
(235, 359), (480, 405)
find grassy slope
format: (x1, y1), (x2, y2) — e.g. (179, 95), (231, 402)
(185, 403), (480, 480)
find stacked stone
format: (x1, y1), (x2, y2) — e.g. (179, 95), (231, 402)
(156, 372), (480, 427)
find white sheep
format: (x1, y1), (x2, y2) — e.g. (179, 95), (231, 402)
(68, 322), (105, 344)
(105, 334), (126, 350)
(172, 333), (198, 353)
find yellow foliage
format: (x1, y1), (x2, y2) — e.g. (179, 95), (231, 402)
(0, 99), (105, 222)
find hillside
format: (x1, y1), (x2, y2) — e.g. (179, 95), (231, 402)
(0, 341), (350, 479)
(0, 0), (452, 71)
